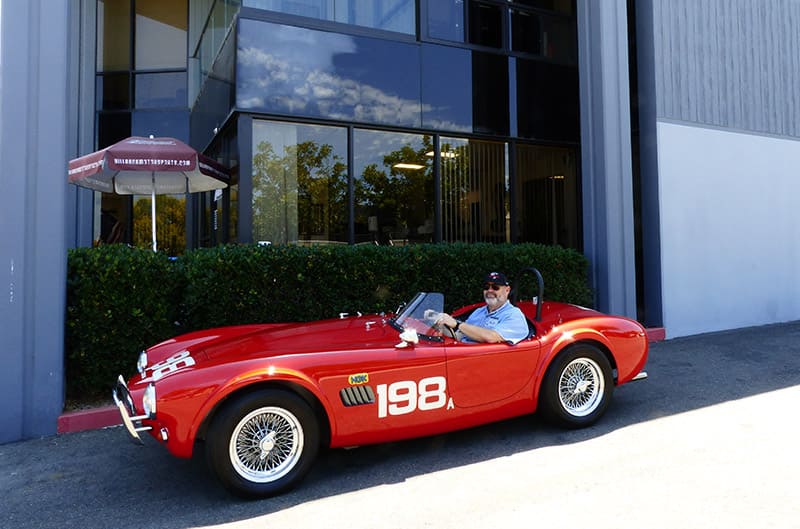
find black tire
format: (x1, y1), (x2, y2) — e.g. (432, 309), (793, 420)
(206, 389), (320, 498)
(538, 344), (614, 429)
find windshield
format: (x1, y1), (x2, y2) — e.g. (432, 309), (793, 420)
(390, 292), (445, 339)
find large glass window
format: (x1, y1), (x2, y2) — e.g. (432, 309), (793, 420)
(135, 0), (188, 69)
(135, 72), (187, 108)
(353, 130), (434, 245)
(201, 125), (240, 247)
(244, 0), (415, 34)
(242, 123), (581, 249)
(420, 44), (472, 133)
(132, 109), (190, 139)
(516, 59), (579, 141)
(191, 0), (240, 105)
(97, 0), (131, 71)
(512, 9), (576, 62)
(514, 0), (573, 15)
(93, 0), (191, 253)
(511, 9), (542, 55)
(426, 0), (464, 42)
(237, 19), (421, 128)
(537, 13), (576, 63)
(468, 1), (503, 49)
(440, 138), (509, 243)
(96, 112), (131, 155)
(426, 0), (576, 65)
(251, 120), (348, 245)
(515, 144), (580, 249)
(96, 72), (130, 110)
(132, 195), (187, 255)
(472, 51), (509, 136)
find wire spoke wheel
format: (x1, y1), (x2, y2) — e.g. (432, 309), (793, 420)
(229, 406), (304, 483)
(558, 357), (604, 417)
(207, 390), (320, 498)
(540, 344), (613, 428)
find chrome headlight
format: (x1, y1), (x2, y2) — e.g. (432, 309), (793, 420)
(142, 383), (157, 418)
(137, 351), (148, 375)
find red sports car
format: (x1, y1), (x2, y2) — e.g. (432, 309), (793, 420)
(113, 268), (648, 498)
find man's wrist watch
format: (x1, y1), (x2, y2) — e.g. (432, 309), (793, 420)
(454, 320), (462, 331)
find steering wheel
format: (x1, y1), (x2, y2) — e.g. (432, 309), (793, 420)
(439, 322), (457, 340)
(424, 309), (458, 340)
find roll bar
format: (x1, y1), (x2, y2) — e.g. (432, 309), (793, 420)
(512, 267), (544, 321)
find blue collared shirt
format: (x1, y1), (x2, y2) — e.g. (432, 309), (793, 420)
(462, 301), (530, 344)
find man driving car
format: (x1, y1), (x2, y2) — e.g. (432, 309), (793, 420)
(437, 272), (530, 344)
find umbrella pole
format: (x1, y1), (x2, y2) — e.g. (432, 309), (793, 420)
(151, 183), (157, 252)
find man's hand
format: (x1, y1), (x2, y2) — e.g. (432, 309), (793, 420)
(437, 313), (506, 343)
(436, 313), (459, 329)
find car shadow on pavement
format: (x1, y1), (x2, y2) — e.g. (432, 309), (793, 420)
(3, 321), (800, 529)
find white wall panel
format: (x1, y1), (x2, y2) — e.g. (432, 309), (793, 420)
(658, 121), (800, 337)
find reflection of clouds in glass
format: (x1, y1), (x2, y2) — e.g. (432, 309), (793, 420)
(423, 118), (471, 133)
(420, 44), (473, 133)
(238, 20), (422, 128)
(239, 26), (356, 74)
(240, 47), (422, 126)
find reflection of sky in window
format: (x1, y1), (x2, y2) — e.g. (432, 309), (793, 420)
(420, 44), (472, 133)
(253, 120), (347, 158)
(353, 129), (426, 178)
(237, 19), (422, 127)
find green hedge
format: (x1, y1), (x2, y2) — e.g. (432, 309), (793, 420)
(65, 243), (592, 401)
(66, 245), (183, 400)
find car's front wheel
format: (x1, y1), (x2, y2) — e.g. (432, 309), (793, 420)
(206, 389), (320, 498)
(539, 344), (614, 428)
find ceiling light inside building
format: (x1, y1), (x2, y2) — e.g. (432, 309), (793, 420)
(392, 163), (426, 170)
(425, 151), (458, 158)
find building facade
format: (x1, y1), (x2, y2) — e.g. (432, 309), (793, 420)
(2, 0), (799, 442)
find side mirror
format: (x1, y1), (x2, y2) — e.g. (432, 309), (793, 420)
(395, 328), (419, 348)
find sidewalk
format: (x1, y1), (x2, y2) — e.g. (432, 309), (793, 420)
(57, 325), (668, 434)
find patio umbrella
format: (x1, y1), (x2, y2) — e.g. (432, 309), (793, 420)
(68, 136), (231, 252)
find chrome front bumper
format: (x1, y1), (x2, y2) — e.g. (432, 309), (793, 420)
(112, 375), (152, 444)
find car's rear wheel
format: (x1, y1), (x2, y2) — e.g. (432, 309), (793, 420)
(539, 344), (613, 428)
(206, 389), (320, 498)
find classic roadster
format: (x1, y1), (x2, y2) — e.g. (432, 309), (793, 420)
(113, 268), (648, 498)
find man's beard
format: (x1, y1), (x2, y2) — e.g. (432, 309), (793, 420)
(484, 294), (503, 311)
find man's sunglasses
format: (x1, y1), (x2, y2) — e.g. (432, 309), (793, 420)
(483, 283), (505, 291)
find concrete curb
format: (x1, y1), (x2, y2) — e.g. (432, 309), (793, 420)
(56, 327), (667, 434)
(646, 327), (666, 342)
(57, 405), (120, 434)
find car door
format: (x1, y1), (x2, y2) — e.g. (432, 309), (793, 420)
(444, 337), (541, 408)
(315, 340), (450, 447)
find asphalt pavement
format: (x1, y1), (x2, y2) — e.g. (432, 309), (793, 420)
(2, 321), (800, 529)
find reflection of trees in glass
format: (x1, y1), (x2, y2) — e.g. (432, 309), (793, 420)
(133, 195), (185, 255)
(355, 135), (435, 244)
(252, 140), (347, 244)
(248, 131), (509, 245)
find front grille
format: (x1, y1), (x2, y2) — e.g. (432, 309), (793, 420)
(340, 385), (375, 407)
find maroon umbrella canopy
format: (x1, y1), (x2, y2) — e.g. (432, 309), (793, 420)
(68, 136), (231, 251)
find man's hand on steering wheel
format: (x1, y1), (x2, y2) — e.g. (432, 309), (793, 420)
(435, 313), (461, 339)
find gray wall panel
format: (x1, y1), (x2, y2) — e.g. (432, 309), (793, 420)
(652, 0), (800, 138)
(1, 0), (69, 442)
(578, 0), (638, 318)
